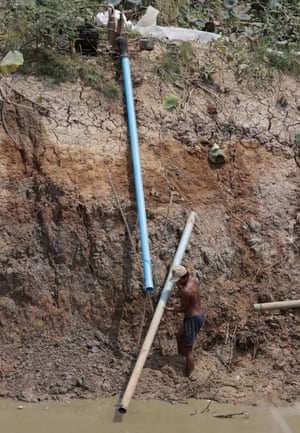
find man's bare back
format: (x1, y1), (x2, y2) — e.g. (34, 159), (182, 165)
(178, 276), (201, 317)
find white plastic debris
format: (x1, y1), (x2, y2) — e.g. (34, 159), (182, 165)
(95, 9), (132, 30)
(135, 5), (160, 28)
(95, 11), (109, 26)
(95, 5), (221, 43)
(136, 25), (221, 42)
(266, 48), (300, 57)
(134, 5), (220, 43)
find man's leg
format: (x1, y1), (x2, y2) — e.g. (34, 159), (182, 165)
(182, 313), (205, 376)
(176, 324), (185, 355)
(185, 347), (194, 377)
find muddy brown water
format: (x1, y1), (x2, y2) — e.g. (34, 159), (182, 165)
(1, 398), (299, 433)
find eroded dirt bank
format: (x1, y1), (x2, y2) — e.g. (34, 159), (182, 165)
(0, 42), (299, 406)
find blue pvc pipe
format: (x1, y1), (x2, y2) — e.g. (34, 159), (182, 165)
(118, 37), (154, 292)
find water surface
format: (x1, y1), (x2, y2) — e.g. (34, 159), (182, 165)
(0, 398), (299, 433)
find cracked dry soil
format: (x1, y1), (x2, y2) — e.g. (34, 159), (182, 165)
(0, 42), (299, 406)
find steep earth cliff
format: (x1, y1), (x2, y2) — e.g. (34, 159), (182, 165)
(0, 41), (299, 406)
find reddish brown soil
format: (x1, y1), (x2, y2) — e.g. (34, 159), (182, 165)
(0, 42), (299, 406)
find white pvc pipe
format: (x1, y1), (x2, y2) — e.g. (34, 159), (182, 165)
(253, 300), (300, 311)
(119, 211), (197, 414)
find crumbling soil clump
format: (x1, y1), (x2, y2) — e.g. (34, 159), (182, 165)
(0, 42), (299, 406)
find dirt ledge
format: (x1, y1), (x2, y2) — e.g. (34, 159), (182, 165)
(0, 42), (299, 406)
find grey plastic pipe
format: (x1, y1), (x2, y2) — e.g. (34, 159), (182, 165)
(119, 211), (197, 414)
(254, 300), (300, 311)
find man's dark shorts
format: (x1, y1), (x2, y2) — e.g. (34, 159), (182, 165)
(183, 312), (205, 347)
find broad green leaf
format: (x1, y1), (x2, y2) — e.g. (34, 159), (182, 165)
(0, 51), (24, 74)
(174, 80), (185, 89)
(163, 93), (178, 110)
(208, 144), (227, 164)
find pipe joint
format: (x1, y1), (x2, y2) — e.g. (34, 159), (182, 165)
(117, 36), (129, 57)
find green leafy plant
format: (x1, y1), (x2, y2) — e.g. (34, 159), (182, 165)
(101, 83), (119, 99)
(157, 53), (181, 85)
(179, 41), (193, 64)
(1, 0), (98, 53)
(163, 93), (178, 109)
(77, 61), (119, 98)
(0, 50), (24, 74)
(198, 62), (217, 83)
(1, 0), (298, 89)
(152, 0), (186, 25)
(20, 48), (77, 84)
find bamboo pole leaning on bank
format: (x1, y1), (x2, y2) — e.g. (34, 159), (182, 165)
(253, 300), (300, 311)
(118, 211), (198, 414)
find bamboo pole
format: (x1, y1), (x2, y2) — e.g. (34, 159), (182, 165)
(253, 300), (300, 311)
(118, 211), (197, 414)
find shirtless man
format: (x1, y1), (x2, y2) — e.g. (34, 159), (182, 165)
(165, 265), (205, 377)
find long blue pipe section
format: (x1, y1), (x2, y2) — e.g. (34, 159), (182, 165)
(117, 37), (154, 292)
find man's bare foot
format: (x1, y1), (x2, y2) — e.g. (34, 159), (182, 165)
(187, 371), (198, 381)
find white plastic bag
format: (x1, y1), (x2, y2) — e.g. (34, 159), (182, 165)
(136, 25), (221, 43)
(134, 5), (220, 43)
(135, 6), (159, 28)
